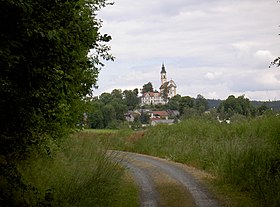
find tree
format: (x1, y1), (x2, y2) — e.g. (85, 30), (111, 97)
(88, 101), (105, 129)
(102, 104), (116, 128)
(123, 89), (140, 110)
(167, 94), (182, 110)
(133, 88), (139, 96)
(99, 92), (113, 105)
(0, 0), (113, 154)
(111, 89), (123, 100)
(0, 0), (113, 205)
(257, 103), (269, 115)
(179, 96), (194, 115)
(142, 82), (154, 94)
(218, 95), (255, 118)
(195, 94), (208, 113)
(140, 110), (150, 124)
(111, 98), (127, 121)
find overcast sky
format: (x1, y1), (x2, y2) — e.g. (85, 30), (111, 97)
(93, 0), (280, 101)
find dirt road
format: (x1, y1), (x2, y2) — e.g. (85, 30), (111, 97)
(110, 151), (221, 207)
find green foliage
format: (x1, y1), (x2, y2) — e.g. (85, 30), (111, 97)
(0, 0), (113, 156)
(179, 96), (194, 115)
(87, 89), (140, 129)
(131, 115), (142, 130)
(166, 94), (181, 110)
(123, 90), (140, 110)
(15, 136), (137, 206)
(257, 103), (269, 115)
(218, 95), (255, 119)
(107, 116), (280, 206)
(0, 0), (113, 205)
(195, 94), (208, 114)
(142, 82), (154, 94)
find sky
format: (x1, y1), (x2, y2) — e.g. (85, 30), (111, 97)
(93, 0), (280, 101)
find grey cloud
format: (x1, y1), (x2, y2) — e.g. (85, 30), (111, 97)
(95, 0), (280, 100)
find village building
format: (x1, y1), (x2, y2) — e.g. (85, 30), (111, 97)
(141, 64), (177, 105)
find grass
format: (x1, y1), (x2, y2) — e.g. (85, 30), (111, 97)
(17, 115), (278, 206)
(16, 134), (138, 206)
(94, 115), (280, 207)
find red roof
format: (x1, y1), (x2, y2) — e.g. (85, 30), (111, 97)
(152, 111), (169, 116)
(143, 92), (160, 97)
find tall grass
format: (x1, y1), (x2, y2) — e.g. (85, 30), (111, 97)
(106, 116), (280, 206)
(16, 134), (138, 206)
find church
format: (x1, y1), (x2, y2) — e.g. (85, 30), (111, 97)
(141, 64), (177, 105)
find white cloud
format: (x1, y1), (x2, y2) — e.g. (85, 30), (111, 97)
(95, 0), (280, 101)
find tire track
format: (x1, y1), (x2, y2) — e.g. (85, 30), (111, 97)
(119, 158), (160, 207)
(109, 151), (221, 207)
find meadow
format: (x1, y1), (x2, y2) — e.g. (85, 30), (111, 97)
(14, 114), (280, 206)
(16, 134), (138, 207)
(89, 115), (280, 207)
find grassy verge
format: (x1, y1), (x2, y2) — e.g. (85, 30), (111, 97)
(16, 134), (138, 206)
(93, 115), (280, 207)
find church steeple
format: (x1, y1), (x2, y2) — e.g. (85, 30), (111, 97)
(161, 63), (166, 74)
(161, 63), (167, 85)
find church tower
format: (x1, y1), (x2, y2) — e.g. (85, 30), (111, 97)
(161, 63), (167, 85)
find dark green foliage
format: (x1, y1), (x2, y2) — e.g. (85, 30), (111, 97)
(195, 94), (208, 113)
(131, 115), (142, 130)
(123, 90), (140, 110)
(179, 96), (194, 115)
(140, 110), (150, 124)
(167, 94), (181, 110)
(218, 95), (255, 118)
(257, 103), (269, 115)
(0, 0), (113, 205)
(87, 89), (139, 129)
(142, 82), (154, 94)
(0, 0), (112, 157)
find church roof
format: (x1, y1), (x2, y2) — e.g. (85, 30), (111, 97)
(159, 80), (177, 89)
(161, 63), (166, 74)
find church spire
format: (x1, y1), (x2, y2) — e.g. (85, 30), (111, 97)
(160, 63), (167, 85)
(161, 63), (166, 74)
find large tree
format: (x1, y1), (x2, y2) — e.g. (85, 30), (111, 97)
(195, 94), (208, 113)
(0, 0), (113, 204)
(142, 82), (154, 94)
(218, 95), (255, 118)
(123, 89), (140, 110)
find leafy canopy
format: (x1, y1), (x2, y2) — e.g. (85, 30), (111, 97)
(0, 0), (113, 158)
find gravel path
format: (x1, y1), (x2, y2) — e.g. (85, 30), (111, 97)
(109, 151), (221, 207)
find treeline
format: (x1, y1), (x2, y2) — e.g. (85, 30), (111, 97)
(85, 89), (276, 129)
(154, 94), (271, 119)
(85, 89), (139, 129)
(207, 99), (280, 112)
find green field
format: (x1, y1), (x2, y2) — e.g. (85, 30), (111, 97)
(12, 115), (280, 206)
(16, 135), (138, 207)
(93, 115), (280, 206)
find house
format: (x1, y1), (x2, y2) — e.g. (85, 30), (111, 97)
(124, 111), (140, 122)
(141, 92), (165, 105)
(151, 119), (175, 126)
(150, 111), (169, 119)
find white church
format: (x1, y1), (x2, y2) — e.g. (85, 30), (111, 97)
(141, 64), (177, 105)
